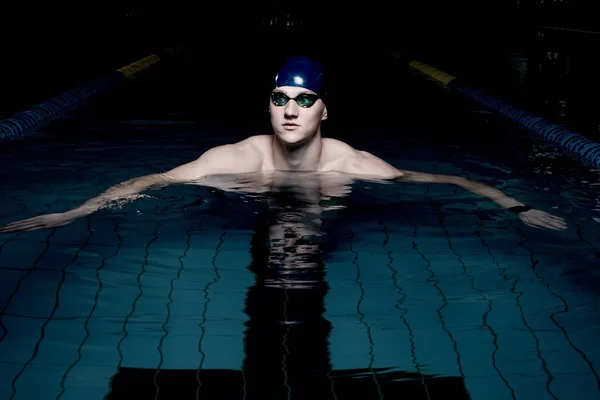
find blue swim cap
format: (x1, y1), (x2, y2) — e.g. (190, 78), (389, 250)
(274, 56), (326, 95)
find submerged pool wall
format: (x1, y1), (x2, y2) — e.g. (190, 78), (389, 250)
(0, 47), (183, 142)
(405, 58), (600, 169)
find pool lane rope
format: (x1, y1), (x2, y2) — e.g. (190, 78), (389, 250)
(407, 59), (600, 169)
(0, 48), (181, 141)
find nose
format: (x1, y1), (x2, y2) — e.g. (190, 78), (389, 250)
(283, 100), (299, 119)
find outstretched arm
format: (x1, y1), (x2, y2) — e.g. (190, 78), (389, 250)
(398, 170), (524, 208)
(399, 170), (567, 230)
(341, 151), (567, 231)
(0, 173), (172, 233)
(0, 143), (255, 233)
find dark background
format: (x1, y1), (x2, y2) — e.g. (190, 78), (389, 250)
(1, 2), (598, 140)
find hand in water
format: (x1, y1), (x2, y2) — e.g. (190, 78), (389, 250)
(0, 210), (80, 233)
(518, 209), (568, 230)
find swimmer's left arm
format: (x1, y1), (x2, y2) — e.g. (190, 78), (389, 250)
(348, 152), (567, 231)
(348, 154), (523, 207)
(396, 170), (567, 230)
(395, 170), (525, 208)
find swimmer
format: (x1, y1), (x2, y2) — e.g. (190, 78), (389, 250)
(0, 56), (567, 233)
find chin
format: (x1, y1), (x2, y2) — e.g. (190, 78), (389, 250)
(276, 131), (308, 146)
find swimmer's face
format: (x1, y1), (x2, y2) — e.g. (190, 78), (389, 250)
(269, 86), (327, 146)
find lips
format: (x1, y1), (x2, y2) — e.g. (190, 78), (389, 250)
(282, 123), (299, 130)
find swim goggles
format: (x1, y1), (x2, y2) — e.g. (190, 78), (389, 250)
(271, 92), (320, 108)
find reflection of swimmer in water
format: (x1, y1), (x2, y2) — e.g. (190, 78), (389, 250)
(1, 56), (567, 233)
(254, 199), (327, 290)
(224, 169), (346, 290)
(242, 180), (334, 399)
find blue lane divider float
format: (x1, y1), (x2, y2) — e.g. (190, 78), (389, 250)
(0, 50), (177, 142)
(0, 72), (124, 141)
(448, 80), (600, 168)
(407, 58), (600, 169)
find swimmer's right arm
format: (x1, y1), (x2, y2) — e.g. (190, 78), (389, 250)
(74, 145), (235, 215)
(0, 144), (253, 233)
(75, 143), (248, 214)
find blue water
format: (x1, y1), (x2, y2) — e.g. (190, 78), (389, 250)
(0, 49), (599, 400)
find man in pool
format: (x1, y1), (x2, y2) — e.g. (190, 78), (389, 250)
(0, 55), (567, 233)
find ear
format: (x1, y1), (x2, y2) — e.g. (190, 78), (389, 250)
(321, 105), (328, 120)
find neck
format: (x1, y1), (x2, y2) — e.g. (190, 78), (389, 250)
(272, 131), (323, 171)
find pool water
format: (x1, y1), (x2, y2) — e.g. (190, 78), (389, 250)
(0, 49), (599, 400)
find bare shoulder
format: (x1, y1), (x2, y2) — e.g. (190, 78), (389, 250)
(164, 135), (269, 180)
(322, 138), (357, 154)
(244, 134), (273, 153)
(321, 138), (402, 179)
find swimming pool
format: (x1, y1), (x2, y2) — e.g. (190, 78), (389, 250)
(1, 49), (599, 400)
